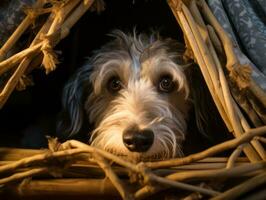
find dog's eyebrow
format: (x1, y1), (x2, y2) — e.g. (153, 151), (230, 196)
(140, 56), (188, 94)
(92, 58), (133, 94)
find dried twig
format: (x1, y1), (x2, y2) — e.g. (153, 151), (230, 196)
(168, 0), (232, 131)
(211, 171), (266, 200)
(135, 161), (266, 199)
(0, 168), (47, 185)
(0, 126), (265, 199)
(0, 0), (45, 61)
(15, 178), (122, 197)
(256, 136), (266, 144)
(0, 42), (43, 76)
(148, 174), (220, 197)
(0, 141), (138, 175)
(94, 154), (134, 200)
(168, 0), (264, 162)
(145, 126), (266, 169)
(226, 144), (245, 168)
(0, 0), (95, 108)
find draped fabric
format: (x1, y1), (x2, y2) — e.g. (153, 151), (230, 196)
(0, 0), (35, 47)
(208, 0), (266, 126)
(208, 0), (266, 90)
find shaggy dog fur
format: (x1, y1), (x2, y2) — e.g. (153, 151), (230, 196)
(57, 30), (227, 162)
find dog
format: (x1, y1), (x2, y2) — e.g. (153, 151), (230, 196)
(57, 30), (227, 162)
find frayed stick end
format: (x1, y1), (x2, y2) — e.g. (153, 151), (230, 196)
(229, 64), (252, 90)
(41, 40), (59, 74)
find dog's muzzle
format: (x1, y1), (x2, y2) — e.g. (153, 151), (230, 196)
(123, 125), (154, 152)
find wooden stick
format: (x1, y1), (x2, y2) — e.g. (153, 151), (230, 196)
(256, 136), (266, 144)
(167, 0), (232, 131)
(206, 25), (224, 56)
(0, 147), (247, 163)
(169, 0), (262, 162)
(11, 178), (122, 197)
(60, 140), (139, 172)
(0, 0), (45, 61)
(233, 100), (266, 160)
(196, 0), (238, 71)
(226, 144), (245, 168)
(0, 148), (47, 161)
(0, 11), (55, 108)
(0, 142), (138, 175)
(204, 0), (266, 160)
(148, 174), (220, 197)
(0, 42), (43, 76)
(145, 126), (266, 169)
(22, 0), (96, 76)
(0, 127), (264, 197)
(135, 161), (266, 199)
(211, 171), (266, 200)
(0, 167), (47, 185)
(94, 154), (134, 200)
(41, 0), (81, 73)
(0, 56), (33, 108)
(60, 0), (95, 40)
(0, 160), (249, 174)
(0, 0), (95, 108)
(167, 161), (266, 182)
(181, 0), (260, 162)
(2, 126), (263, 176)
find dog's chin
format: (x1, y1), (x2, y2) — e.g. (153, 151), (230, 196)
(103, 147), (183, 163)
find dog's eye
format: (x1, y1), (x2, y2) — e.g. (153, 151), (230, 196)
(158, 75), (175, 93)
(107, 76), (122, 93)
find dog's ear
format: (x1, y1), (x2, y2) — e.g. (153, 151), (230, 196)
(185, 63), (230, 143)
(56, 64), (93, 138)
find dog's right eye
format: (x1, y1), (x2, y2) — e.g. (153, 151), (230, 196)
(107, 76), (122, 93)
(158, 75), (175, 93)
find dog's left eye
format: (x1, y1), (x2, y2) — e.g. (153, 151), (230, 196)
(107, 76), (122, 93)
(158, 75), (175, 93)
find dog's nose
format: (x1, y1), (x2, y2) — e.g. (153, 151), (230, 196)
(123, 127), (154, 152)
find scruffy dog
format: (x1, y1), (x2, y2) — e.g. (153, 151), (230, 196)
(57, 30), (218, 162)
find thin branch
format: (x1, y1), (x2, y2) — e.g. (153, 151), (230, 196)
(0, 0), (45, 61)
(166, 161), (266, 181)
(182, 0), (260, 162)
(148, 174), (220, 196)
(0, 42), (43, 76)
(135, 161), (266, 199)
(211, 172), (266, 200)
(0, 0), (95, 108)
(145, 126), (266, 169)
(226, 144), (245, 168)
(168, 0), (232, 131)
(60, 140), (139, 172)
(94, 154), (134, 200)
(0, 168), (47, 185)
(255, 136), (266, 144)
(0, 141), (138, 175)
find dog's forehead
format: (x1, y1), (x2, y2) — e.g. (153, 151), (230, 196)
(126, 48), (182, 83)
(91, 33), (187, 93)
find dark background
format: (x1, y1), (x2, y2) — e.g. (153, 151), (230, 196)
(0, 0), (185, 148)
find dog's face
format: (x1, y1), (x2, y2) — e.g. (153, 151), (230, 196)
(58, 31), (191, 161)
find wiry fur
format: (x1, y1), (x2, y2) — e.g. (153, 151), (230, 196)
(57, 30), (192, 162)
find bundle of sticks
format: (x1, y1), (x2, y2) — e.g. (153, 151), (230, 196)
(0, 0), (104, 108)
(0, 128), (265, 199)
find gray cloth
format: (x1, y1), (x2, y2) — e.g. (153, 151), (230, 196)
(0, 0), (35, 46)
(207, 0), (266, 91)
(208, 0), (266, 125)
(222, 0), (266, 75)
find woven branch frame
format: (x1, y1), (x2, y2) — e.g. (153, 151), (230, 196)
(0, 0), (265, 199)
